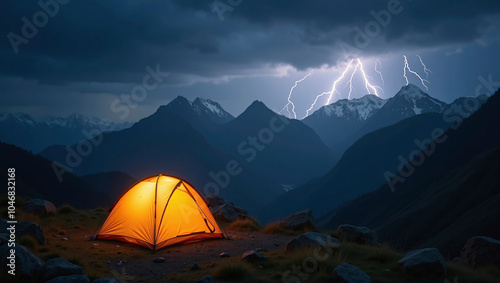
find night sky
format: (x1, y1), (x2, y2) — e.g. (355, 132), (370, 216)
(1, 0), (500, 122)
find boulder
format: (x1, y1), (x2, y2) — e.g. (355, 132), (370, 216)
(0, 243), (44, 282)
(153, 257), (165, 263)
(42, 257), (85, 281)
(205, 194), (247, 221)
(212, 203), (239, 222)
(92, 278), (121, 283)
(204, 193), (226, 208)
(22, 199), (56, 216)
(0, 219), (46, 245)
(459, 236), (500, 267)
(336, 224), (379, 245)
(281, 210), (317, 231)
(398, 248), (446, 278)
(46, 274), (90, 283)
(286, 232), (340, 252)
(241, 250), (267, 264)
(332, 262), (371, 283)
(233, 206), (248, 218)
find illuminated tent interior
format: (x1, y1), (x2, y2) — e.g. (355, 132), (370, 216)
(95, 174), (224, 251)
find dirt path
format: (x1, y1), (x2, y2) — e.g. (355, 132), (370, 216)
(102, 230), (295, 281)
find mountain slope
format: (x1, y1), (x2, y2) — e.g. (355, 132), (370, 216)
(0, 142), (112, 208)
(0, 113), (132, 153)
(263, 110), (461, 221)
(209, 101), (337, 186)
(81, 171), (137, 201)
(303, 95), (387, 151)
(161, 98), (336, 186)
(320, 90), (500, 256)
(40, 106), (283, 214)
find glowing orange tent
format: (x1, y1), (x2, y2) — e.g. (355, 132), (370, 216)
(95, 174), (224, 251)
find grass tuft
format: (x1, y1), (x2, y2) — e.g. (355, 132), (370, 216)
(57, 205), (76, 214)
(228, 217), (262, 232)
(262, 222), (297, 235)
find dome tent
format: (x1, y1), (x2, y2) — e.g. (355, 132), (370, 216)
(95, 174), (224, 251)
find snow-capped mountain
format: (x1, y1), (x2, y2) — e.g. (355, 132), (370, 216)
(192, 97), (234, 124)
(0, 113), (132, 153)
(378, 84), (447, 117)
(307, 95), (388, 121)
(164, 96), (234, 124)
(304, 84), (489, 155)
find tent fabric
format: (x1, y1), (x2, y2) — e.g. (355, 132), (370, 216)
(96, 174), (224, 251)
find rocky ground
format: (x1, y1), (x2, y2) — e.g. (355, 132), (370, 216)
(1, 198), (500, 282)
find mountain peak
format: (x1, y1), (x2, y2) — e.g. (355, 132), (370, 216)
(396, 84), (428, 99)
(307, 94), (387, 121)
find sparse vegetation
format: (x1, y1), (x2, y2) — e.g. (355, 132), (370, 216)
(262, 221), (297, 235)
(57, 204), (76, 214)
(228, 217), (262, 232)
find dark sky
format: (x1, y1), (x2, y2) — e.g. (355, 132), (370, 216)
(1, 0), (500, 121)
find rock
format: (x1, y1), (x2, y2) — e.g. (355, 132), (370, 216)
(205, 194), (247, 220)
(460, 236), (500, 267)
(22, 199), (56, 216)
(92, 278), (121, 283)
(153, 257), (165, 263)
(281, 210), (317, 231)
(62, 237), (68, 241)
(0, 219), (46, 245)
(0, 243), (44, 282)
(286, 232), (340, 252)
(204, 193), (226, 208)
(336, 224), (380, 245)
(451, 257), (460, 263)
(197, 275), (214, 283)
(219, 252), (230, 257)
(398, 248), (446, 278)
(332, 262), (371, 283)
(42, 257), (85, 281)
(212, 203), (239, 222)
(233, 206), (248, 218)
(210, 262), (217, 268)
(241, 250), (267, 264)
(191, 263), (201, 270)
(46, 274), (90, 283)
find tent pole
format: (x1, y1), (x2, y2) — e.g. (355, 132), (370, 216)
(153, 174), (161, 253)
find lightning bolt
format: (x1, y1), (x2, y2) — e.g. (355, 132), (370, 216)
(325, 59), (354, 105)
(357, 59), (382, 96)
(347, 61), (360, 99)
(403, 55), (430, 90)
(279, 71), (313, 119)
(375, 58), (385, 85)
(303, 59), (354, 118)
(416, 55), (432, 78)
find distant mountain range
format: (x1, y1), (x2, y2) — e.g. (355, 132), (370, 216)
(2, 86), (494, 223)
(263, 85), (490, 221)
(0, 113), (132, 153)
(319, 89), (500, 256)
(304, 84), (489, 155)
